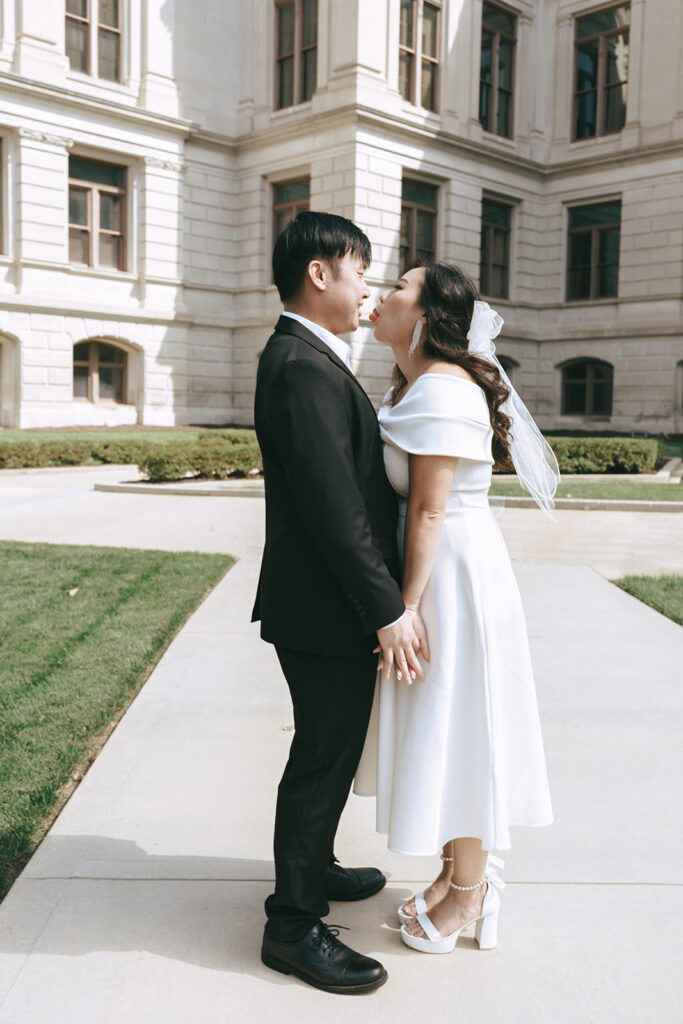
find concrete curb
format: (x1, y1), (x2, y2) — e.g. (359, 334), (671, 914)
(93, 480), (683, 512)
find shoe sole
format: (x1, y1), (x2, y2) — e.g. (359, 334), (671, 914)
(261, 950), (388, 994)
(325, 876), (387, 903)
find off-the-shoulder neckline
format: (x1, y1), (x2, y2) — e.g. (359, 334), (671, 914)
(385, 372), (482, 409)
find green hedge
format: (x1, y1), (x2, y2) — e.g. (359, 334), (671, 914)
(546, 437), (662, 474)
(0, 431), (664, 479)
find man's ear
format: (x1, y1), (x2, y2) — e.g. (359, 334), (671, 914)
(307, 259), (326, 292)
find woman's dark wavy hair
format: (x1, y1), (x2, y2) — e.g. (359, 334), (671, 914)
(392, 262), (514, 471)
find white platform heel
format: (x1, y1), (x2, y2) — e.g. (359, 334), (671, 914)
(400, 859), (505, 955)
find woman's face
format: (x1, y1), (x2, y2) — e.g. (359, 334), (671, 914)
(370, 266), (426, 349)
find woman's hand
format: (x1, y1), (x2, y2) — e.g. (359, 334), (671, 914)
(375, 606), (430, 684)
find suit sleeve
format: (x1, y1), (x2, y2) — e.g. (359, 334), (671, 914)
(265, 358), (405, 633)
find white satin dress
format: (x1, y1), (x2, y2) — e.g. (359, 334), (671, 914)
(355, 374), (553, 853)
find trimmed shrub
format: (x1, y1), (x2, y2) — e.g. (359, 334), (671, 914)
(546, 437), (661, 474)
(138, 431), (262, 482)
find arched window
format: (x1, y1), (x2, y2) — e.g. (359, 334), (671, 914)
(561, 358), (613, 416)
(73, 340), (128, 403)
(498, 354), (519, 383)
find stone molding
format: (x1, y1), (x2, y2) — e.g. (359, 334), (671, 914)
(18, 128), (74, 148)
(143, 156), (186, 173)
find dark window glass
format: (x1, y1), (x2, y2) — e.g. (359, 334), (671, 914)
(73, 341), (127, 403)
(99, 0), (119, 27)
(574, 5), (629, 139)
(273, 179), (310, 242)
(480, 198), (511, 299)
(66, 21), (88, 73)
(567, 201), (621, 300)
(69, 157), (125, 189)
(562, 360), (613, 416)
(479, 3), (515, 138)
(98, 28), (119, 81)
(401, 179), (437, 270)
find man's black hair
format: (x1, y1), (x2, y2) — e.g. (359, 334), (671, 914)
(272, 210), (372, 303)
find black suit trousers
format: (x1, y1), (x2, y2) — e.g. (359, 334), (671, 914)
(264, 646), (378, 941)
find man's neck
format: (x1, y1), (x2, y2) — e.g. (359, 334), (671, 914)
(283, 305), (338, 336)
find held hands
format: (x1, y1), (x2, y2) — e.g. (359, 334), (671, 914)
(375, 607), (430, 684)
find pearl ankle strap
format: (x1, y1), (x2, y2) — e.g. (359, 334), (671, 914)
(449, 876), (486, 892)
(440, 854), (454, 863)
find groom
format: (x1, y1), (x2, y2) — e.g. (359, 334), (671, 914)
(252, 211), (425, 994)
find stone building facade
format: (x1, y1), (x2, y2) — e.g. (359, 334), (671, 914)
(0, 0), (681, 432)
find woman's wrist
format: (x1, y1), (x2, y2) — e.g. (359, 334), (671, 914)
(403, 598), (421, 613)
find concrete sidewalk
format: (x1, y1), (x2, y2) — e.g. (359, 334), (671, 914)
(0, 468), (681, 1022)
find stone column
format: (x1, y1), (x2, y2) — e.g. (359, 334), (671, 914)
(139, 0), (179, 117)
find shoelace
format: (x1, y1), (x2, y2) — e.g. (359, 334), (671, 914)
(313, 924), (349, 956)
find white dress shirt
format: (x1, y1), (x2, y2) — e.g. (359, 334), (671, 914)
(279, 310), (403, 633)
(281, 311), (354, 372)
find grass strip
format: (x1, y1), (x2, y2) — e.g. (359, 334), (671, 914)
(490, 480), (683, 502)
(615, 575), (683, 626)
(0, 541), (233, 901)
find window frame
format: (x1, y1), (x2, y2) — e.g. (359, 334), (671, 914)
(65, 0), (122, 84)
(400, 178), (439, 271)
(573, 4), (630, 142)
(274, 0), (318, 110)
(560, 358), (614, 418)
(480, 196), (513, 300)
(68, 158), (127, 273)
(73, 340), (128, 405)
(479, 1), (517, 139)
(566, 200), (621, 302)
(399, 0), (442, 113)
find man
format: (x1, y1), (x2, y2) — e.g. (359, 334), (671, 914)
(252, 211), (426, 994)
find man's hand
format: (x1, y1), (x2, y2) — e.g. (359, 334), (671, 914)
(376, 608), (430, 684)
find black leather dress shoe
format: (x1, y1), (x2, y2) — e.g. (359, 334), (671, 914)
(324, 861), (386, 902)
(261, 922), (387, 994)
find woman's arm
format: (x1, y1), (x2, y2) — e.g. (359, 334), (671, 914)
(402, 453), (458, 611)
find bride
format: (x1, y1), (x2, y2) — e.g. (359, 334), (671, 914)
(356, 262), (557, 954)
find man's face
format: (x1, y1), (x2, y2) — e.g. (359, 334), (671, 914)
(319, 251), (371, 335)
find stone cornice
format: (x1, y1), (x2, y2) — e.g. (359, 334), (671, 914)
(0, 72), (194, 137)
(17, 127), (74, 148)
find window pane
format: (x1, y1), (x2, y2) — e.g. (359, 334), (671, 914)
(480, 32), (492, 82)
(400, 0), (414, 49)
(480, 264), (489, 295)
(73, 364), (89, 399)
(98, 28), (119, 81)
(483, 2), (516, 36)
(278, 56), (294, 107)
(482, 199), (511, 227)
(416, 210), (435, 254)
(575, 90), (597, 138)
(74, 342), (91, 361)
(497, 89), (511, 137)
(99, 233), (121, 268)
(592, 379), (613, 415)
(606, 33), (629, 83)
(69, 157), (125, 189)
(492, 228), (507, 265)
(565, 363), (588, 383)
(479, 81), (491, 130)
(577, 6), (629, 39)
(302, 0), (318, 48)
(303, 48), (317, 100)
(569, 231), (592, 267)
(278, 3), (295, 55)
(570, 203), (621, 228)
(99, 193), (122, 231)
(98, 343), (125, 364)
(491, 266), (507, 297)
(564, 380), (587, 414)
(421, 61), (436, 110)
(402, 179), (437, 208)
(69, 228), (89, 264)
(498, 39), (513, 90)
(598, 227), (620, 266)
(69, 188), (88, 226)
(99, 0), (119, 28)
(99, 366), (124, 401)
(422, 4), (439, 59)
(598, 261), (619, 297)
(66, 21), (88, 73)
(399, 52), (413, 100)
(577, 43), (598, 91)
(66, 0), (88, 16)
(275, 181), (310, 205)
(604, 83), (627, 133)
(593, 362), (613, 383)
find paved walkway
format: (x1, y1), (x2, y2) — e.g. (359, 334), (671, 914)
(0, 467), (681, 1022)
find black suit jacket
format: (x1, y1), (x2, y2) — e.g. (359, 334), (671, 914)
(251, 315), (405, 656)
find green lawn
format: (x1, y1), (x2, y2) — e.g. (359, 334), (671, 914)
(0, 541), (233, 901)
(0, 428), (205, 444)
(490, 480), (683, 502)
(615, 575), (683, 626)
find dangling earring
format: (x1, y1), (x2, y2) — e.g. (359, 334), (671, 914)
(408, 319), (423, 358)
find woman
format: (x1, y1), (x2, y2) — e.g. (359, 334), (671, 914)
(356, 263), (557, 954)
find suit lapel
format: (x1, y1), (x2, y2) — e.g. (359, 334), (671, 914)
(274, 315), (378, 414)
